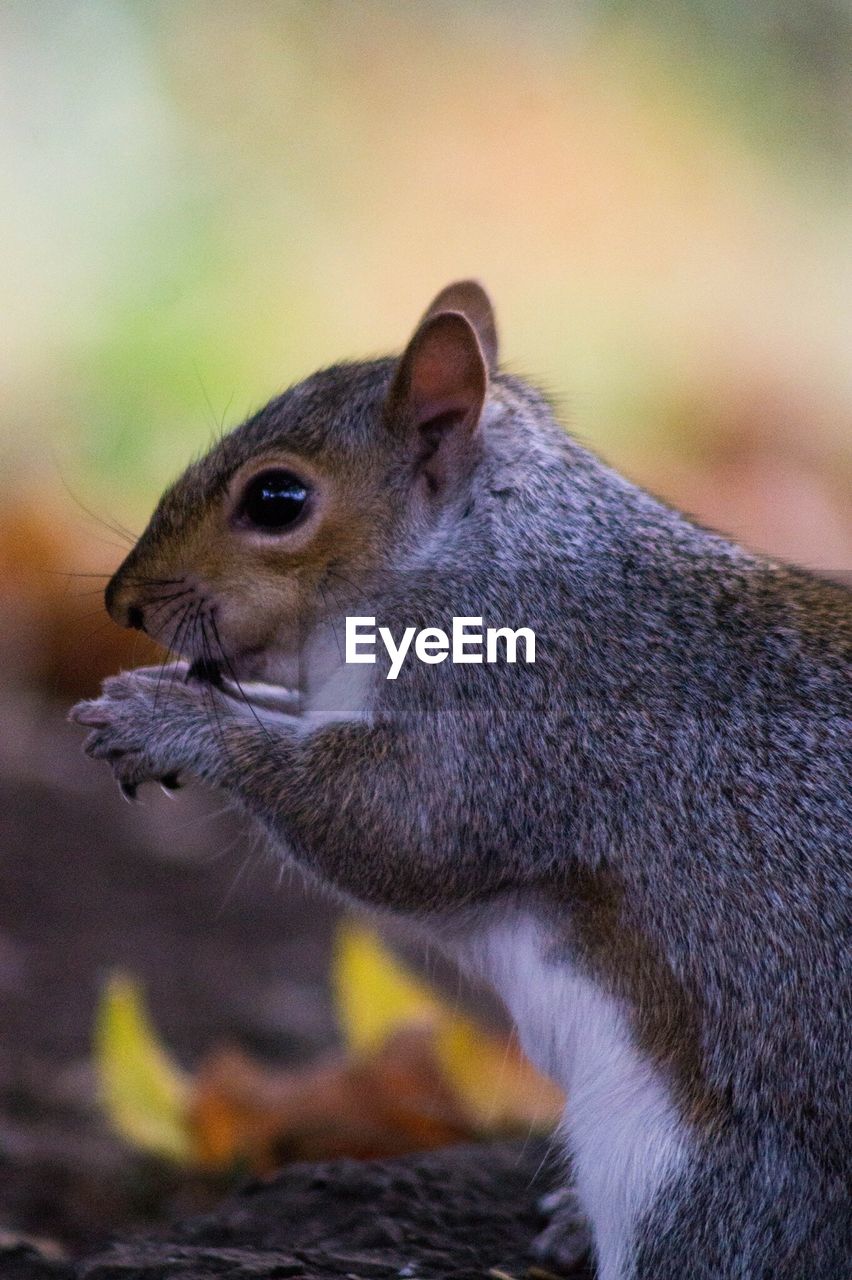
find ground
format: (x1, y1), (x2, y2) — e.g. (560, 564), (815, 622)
(4, 1141), (577, 1280)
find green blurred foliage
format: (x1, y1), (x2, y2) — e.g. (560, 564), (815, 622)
(1, 0), (849, 553)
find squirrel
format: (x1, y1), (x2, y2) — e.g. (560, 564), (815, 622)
(71, 282), (851, 1279)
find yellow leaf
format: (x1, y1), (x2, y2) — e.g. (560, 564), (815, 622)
(333, 922), (442, 1056)
(434, 1018), (564, 1132)
(94, 972), (192, 1163)
(333, 922), (563, 1133)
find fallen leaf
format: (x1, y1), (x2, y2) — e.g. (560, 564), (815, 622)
(435, 1018), (564, 1133)
(335, 923), (563, 1132)
(94, 972), (192, 1162)
(190, 1027), (476, 1170)
(333, 921), (441, 1055)
(95, 924), (563, 1173)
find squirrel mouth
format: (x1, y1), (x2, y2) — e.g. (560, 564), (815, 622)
(186, 657), (224, 688)
(186, 656), (298, 714)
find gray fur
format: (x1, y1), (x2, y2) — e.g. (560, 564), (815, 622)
(74, 343), (850, 1277)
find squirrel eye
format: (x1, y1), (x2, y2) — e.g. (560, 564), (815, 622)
(236, 469), (309, 532)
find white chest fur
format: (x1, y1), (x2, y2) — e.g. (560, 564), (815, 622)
(438, 910), (689, 1280)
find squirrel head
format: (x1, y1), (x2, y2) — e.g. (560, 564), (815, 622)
(104, 281), (498, 679)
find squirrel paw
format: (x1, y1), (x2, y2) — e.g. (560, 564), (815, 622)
(69, 666), (216, 798)
(530, 1187), (593, 1275)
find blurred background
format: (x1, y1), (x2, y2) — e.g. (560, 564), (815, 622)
(0, 0), (849, 1258)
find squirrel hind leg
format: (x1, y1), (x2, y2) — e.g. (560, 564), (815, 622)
(530, 1186), (594, 1275)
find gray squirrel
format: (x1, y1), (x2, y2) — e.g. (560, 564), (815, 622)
(71, 282), (851, 1279)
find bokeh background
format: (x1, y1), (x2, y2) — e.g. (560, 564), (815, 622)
(2, 0), (851, 695)
(0, 0), (849, 1255)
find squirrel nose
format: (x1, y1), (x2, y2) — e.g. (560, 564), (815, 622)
(105, 575), (146, 631)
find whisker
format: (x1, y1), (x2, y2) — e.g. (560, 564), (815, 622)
(194, 364), (236, 475)
(325, 566), (375, 607)
(144, 591), (194, 635)
(144, 587), (194, 613)
(54, 473), (139, 546)
(318, 581), (343, 663)
(199, 621), (241, 781)
(73, 532), (140, 555)
(199, 610), (228, 750)
(70, 604), (126, 623)
(66, 615), (123, 663)
(37, 572), (189, 594)
(155, 601), (194, 708)
(208, 610), (273, 743)
(195, 366), (235, 444)
(174, 599), (204, 683)
(41, 571), (113, 580)
(216, 848), (256, 918)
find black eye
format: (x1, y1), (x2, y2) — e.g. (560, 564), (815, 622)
(236, 469), (309, 532)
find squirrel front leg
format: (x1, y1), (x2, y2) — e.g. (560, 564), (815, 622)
(73, 667), (593, 1269)
(70, 666), (494, 911)
(210, 707), (498, 912)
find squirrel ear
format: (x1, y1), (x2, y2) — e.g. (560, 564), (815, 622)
(419, 280), (498, 373)
(386, 309), (488, 491)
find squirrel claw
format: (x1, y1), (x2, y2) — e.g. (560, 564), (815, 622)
(531, 1187), (592, 1274)
(119, 781), (138, 803)
(159, 773), (182, 796)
